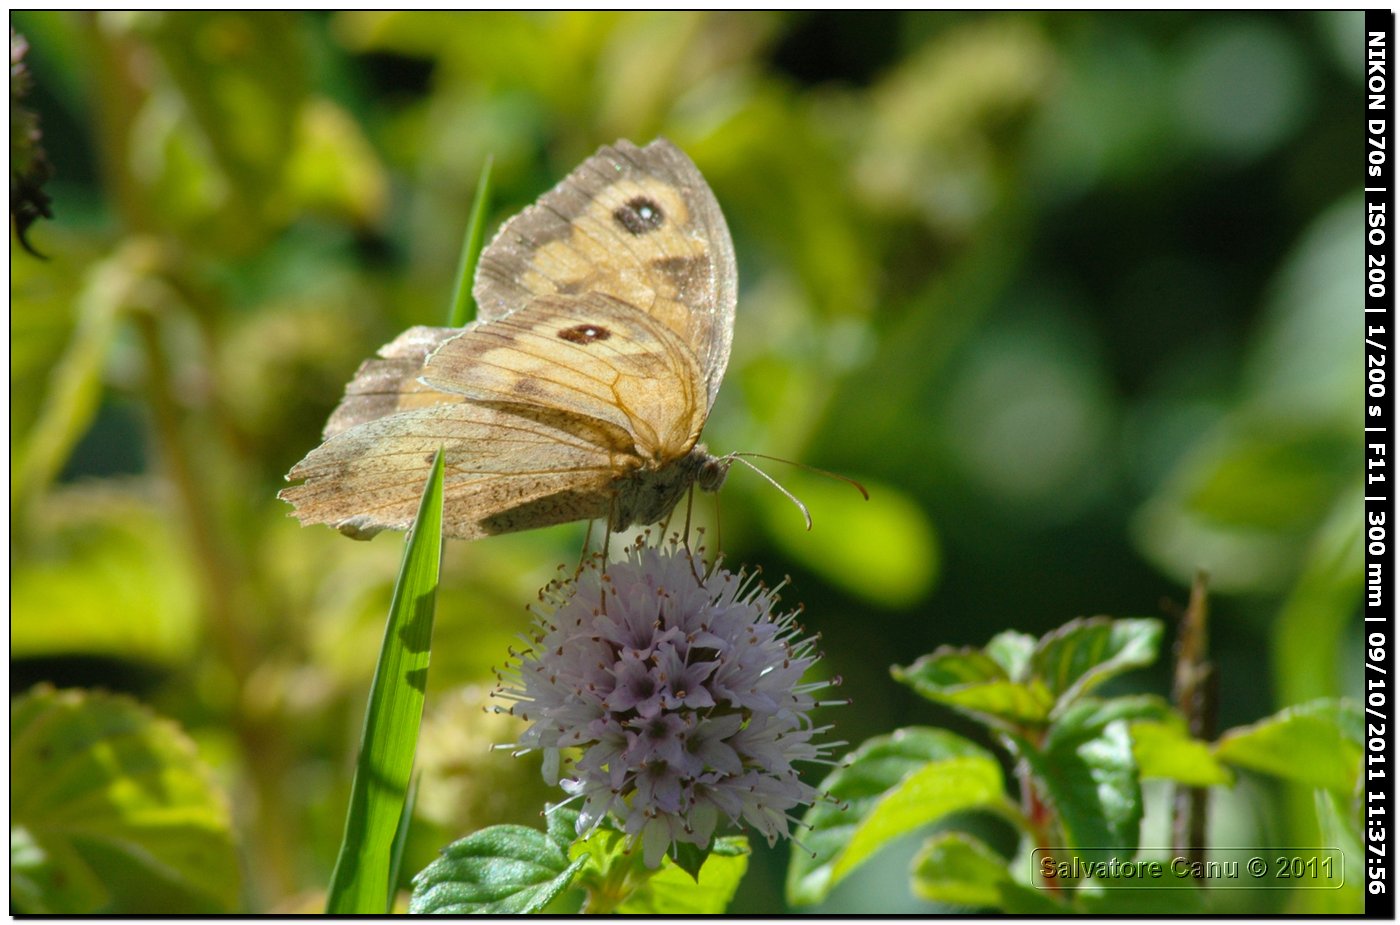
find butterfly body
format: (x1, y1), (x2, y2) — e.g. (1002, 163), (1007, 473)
(280, 139), (737, 541)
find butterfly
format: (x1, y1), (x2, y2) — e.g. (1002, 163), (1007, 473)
(279, 139), (738, 541)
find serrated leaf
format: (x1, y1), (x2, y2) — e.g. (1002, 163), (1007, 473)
(1031, 617), (1163, 710)
(892, 649), (1053, 729)
(1129, 719), (1233, 787)
(911, 831), (1062, 914)
(326, 450), (444, 914)
(985, 630), (1037, 679)
(1015, 697), (1168, 862)
(1215, 698), (1361, 793)
(409, 825), (588, 914)
(787, 727), (1010, 906)
(10, 686), (239, 914)
(617, 837), (750, 914)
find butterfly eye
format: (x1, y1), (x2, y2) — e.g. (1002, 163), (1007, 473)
(558, 323), (612, 345)
(614, 196), (665, 235)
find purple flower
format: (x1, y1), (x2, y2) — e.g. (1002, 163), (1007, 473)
(496, 540), (837, 867)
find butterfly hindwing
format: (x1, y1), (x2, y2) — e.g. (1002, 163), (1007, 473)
(321, 326), (464, 439)
(281, 399), (620, 540)
(420, 292), (708, 461)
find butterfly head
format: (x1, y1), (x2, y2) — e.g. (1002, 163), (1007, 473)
(696, 446), (730, 494)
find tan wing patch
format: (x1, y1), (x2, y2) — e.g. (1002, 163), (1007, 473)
(522, 176), (699, 311)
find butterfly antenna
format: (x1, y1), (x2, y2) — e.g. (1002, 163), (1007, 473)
(731, 452), (870, 500)
(727, 455), (813, 531)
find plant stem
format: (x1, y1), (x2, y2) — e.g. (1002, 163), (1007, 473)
(1170, 571), (1217, 877)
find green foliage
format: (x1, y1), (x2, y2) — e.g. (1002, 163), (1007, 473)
(1129, 717), (1234, 787)
(786, 728), (1013, 905)
(409, 817), (588, 914)
(326, 450), (445, 914)
(410, 809), (749, 915)
(891, 618), (1163, 730)
(798, 614), (1363, 914)
(11, 686), (239, 914)
(1009, 696), (1170, 861)
(1215, 699), (1362, 794)
(910, 832), (1061, 913)
(605, 836), (750, 914)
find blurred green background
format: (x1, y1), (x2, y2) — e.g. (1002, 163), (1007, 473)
(10, 11), (1363, 914)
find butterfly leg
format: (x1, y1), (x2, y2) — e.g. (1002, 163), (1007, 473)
(579, 518), (597, 569)
(681, 485), (696, 549)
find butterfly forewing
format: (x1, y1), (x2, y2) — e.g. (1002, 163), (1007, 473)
(472, 139), (737, 406)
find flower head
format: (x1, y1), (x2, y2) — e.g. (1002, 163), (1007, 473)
(497, 539), (836, 867)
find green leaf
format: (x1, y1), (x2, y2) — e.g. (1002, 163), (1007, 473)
(327, 450), (445, 914)
(787, 727), (1011, 906)
(1017, 697), (1168, 862)
(669, 841), (708, 882)
(911, 831), (1062, 913)
(1215, 698), (1361, 793)
(387, 772), (420, 896)
(1030, 617), (1163, 710)
(616, 837), (750, 914)
(10, 686), (239, 914)
(447, 154), (494, 327)
(1304, 790), (1363, 914)
(1072, 877), (1206, 915)
(1129, 718), (1233, 787)
(892, 648), (1054, 729)
(985, 630), (1038, 679)
(409, 825), (589, 914)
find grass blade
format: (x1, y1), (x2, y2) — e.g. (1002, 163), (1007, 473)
(446, 155), (494, 327)
(326, 449), (445, 914)
(386, 772), (420, 906)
